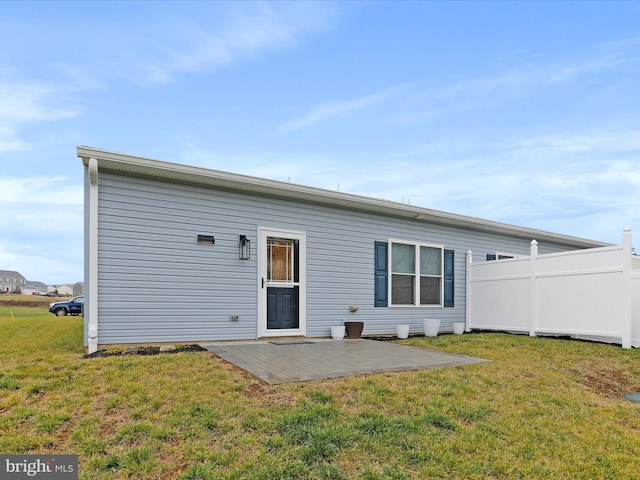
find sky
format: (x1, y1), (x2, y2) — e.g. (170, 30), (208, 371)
(1, 1), (640, 285)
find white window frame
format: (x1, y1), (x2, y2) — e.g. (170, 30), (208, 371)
(388, 238), (444, 307)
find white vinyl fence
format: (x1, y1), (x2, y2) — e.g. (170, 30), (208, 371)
(467, 227), (639, 348)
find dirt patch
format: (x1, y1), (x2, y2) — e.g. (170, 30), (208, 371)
(570, 360), (640, 398)
(1, 300), (55, 308)
(241, 381), (296, 407)
(244, 383), (271, 397)
(0, 294), (69, 308)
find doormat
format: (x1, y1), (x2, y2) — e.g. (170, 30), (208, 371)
(269, 341), (315, 345)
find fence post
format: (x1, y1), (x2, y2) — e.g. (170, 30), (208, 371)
(466, 250), (473, 332)
(621, 227), (632, 348)
(529, 239), (538, 337)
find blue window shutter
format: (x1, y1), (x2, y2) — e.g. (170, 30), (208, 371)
(444, 249), (454, 308)
(486, 253), (496, 261)
(374, 241), (388, 307)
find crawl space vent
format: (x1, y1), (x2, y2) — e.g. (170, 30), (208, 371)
(197, 235), (215, 245)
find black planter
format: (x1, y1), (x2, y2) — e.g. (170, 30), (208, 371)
(344, 321), (364, 339)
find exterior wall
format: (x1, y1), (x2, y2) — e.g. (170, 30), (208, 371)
(89, 170), (585, 347)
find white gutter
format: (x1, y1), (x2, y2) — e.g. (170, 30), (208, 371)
(87, 157), (99, 353)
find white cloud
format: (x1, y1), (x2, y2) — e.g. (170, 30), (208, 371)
(275, 85), (407, 134)
(0, 177), (83, 251)
(52, 62), (106, 92)
(166, 6), (292, 73)
(0, 126), (29, 153)
(382, 127), (640, 245)
(0, 177), (83, 284)
(180, 142), (348, 186)
(0, 243), (82, 285)
(181, 124), (640, 221)
(401, 35), (640, 125)
(0, 79), (78, 124)
(118, 2), (340, 85)
(0, 69), (81, 152)
(549, 36), (640, 84)
(0, 177), (82, 205)
(510, 131), (640, 155)
(176, 124), (640, 249)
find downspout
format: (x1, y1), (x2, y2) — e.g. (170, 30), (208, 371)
(87, 158), (99, 353)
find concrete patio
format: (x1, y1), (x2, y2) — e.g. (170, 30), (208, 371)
(201, 339), (487, 384)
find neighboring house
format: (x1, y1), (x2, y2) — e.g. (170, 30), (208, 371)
(21, 286), (38, 296)
(0, 270), (27, 294)
(73, 282), (85, 297)
(22, 281), (48, 296)
(79, 146), (609, 353)
(54, 285), (74, 297)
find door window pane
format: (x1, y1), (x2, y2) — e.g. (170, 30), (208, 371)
(268, 238), (294, 282)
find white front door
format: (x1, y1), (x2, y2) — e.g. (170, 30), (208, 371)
(258, 228), (306, 338)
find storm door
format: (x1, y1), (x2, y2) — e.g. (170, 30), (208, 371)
(258, 229), (306, 337)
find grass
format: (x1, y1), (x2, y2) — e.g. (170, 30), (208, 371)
(2, 301), (640, 479)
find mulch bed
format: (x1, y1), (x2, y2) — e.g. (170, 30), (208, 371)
(82, 344), (206, 359)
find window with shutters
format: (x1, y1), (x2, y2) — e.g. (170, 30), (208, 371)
(375, 241), (454, 308)
(390, 240), (444, 307)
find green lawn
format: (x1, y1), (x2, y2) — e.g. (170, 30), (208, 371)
(2, 305), (640, 479)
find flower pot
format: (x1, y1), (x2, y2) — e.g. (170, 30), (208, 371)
(344, 321), (364, 339)
(331, 325), (345, 340)
(452, 322), (465, 335)
(424, 319), (440, 337)
(396, 324), (410, 339)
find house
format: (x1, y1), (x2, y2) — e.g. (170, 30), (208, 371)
(22, 281), (49, 296)
(73, 282), (84, 297)
(79, 146), (608, 353)
(54, 285), (74, 297)
(21, 286), (38, 296)
(0, 270), (27, 294)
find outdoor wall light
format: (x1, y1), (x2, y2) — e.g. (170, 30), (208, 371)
(239, 235), (250, 260)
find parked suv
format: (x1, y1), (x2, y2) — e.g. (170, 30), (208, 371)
(49, 296), (84, 316)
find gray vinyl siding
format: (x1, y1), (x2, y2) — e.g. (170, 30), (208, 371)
(92, 170), (582, 346)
